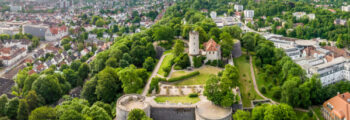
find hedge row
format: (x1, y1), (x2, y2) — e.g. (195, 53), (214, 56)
(167, 71), (200, 82)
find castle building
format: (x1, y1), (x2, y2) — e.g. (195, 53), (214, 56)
(189, 31), (200, 56)
(203, 39), (221, 61)
(116, 94), (232, 120)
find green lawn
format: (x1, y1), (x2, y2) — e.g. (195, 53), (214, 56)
(312, 106), (325, 120)
(158, 53), (174, 76)
(154, 96), (200, 104)
(171, 66), (222, 86)
(234, 55), (263, 107)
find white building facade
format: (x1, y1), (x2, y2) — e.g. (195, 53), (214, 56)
(234, 5), (243, 11)
(342, 5), (350, 12)
(244, 10), (254, 18)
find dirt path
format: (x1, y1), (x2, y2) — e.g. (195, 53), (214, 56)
(249, 55), (278, 104)
(142, 53), (169, 96)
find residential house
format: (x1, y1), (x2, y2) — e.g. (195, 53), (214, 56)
(322, 92), (350, 120)
(203, 39), (221, 61)
(334, 19), (347, 26)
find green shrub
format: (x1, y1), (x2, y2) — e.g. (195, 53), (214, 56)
(211, 60), (218, 66)
(206, 60), (211, 65)
(217, 60), (224, 67)
(188, 93), (198, 98)
(163, 65), (172, 76)
(174, 66), (182, 70)
(174, 53), (190, 69)
(167, 71), (200, 82)
(271, 86), (281, 99)
(193, 56), (206, 68)
(261, 87), (266, 94)
(149, 77), (165, 93)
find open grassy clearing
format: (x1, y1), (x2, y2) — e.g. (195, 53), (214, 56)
(234, 55), (263, 107)
(154, 96), (200, 104)
(170, 66), (222, 86)
(157, 53), (174, 76)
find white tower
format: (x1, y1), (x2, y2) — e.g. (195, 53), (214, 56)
(189, 31), (199, 56)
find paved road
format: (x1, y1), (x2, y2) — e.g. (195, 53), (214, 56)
(249, 55), (277, 104)
(142, 53), (169, 96)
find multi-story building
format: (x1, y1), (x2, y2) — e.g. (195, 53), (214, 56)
(264, 34), (350, 86)
(293, 12), (306, 19)
(213, 17), (242, 28)
(322, 92), (350, 120)
(210, 11), (217, 19)
(244, 10), (254, 18)
(308, 14), (316, 20)
(334, 19), (347, 26)
(342, 5), (350, 12)
(23, 24), (49, 40)
(0, 40), (31, 66)
(234, 4), (243, 11)
(9, 5), (22, 12)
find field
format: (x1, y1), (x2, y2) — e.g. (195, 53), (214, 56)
(170, 66), (222, 86)
(154, 96), (200, 104)
(233, 55), (263, 107)
(157, 53), (174, 77)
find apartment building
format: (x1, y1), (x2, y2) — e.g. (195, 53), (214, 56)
(265, 34), (350, 86)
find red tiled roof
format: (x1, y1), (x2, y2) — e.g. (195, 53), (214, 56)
(323, 46), (349, 58)
(28, 70), (36, 75)
(203, 39), (220, 52)
(323, 92), (350, 120)
(36, 64), (45, 71)
(0, 56), (11, 60)
(49, 26), (67, 35)
(0, 48), (11, 54)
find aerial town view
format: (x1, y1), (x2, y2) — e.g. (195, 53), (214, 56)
(2, 0), (350, 120)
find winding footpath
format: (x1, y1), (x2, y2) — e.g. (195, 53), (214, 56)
(142, 53), (169, 96)
(249, 55), (278, 104)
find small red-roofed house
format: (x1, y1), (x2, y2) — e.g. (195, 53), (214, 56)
(203, 39), (221, 61)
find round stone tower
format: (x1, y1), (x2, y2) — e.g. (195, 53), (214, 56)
(189, 30), (200, 56)
(116, 94), (151, 120)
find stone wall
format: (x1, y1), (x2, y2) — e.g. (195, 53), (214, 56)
(150, 107), (196, 120)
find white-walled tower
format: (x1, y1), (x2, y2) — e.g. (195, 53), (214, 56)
(189, 31), (199, 56)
